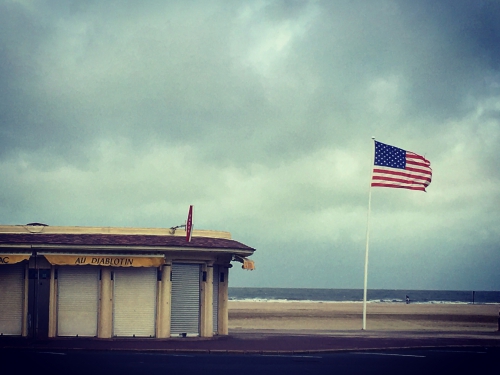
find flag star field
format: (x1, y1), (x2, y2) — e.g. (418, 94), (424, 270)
(374, 142), (406, 169)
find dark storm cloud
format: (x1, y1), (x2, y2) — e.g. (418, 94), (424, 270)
(0, 0), (499, 289)
(0, 3), (52, 156)
(397, 0), (500, 119)
(305, 1), (500, 125)
(0, 1), (117, 166)
(2, 0), (498, 165)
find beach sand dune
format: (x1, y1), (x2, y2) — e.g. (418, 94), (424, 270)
(229, 301), (500, 331)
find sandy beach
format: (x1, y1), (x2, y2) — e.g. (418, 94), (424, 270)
(228, 301), (500, 331)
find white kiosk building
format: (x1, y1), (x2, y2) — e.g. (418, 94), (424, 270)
(0, 223), (255, 340)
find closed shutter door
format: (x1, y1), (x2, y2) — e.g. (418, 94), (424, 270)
(57, 266), (99, 337)
(212, 265), (219, 334)
(171, 263), (200, 336)
(0, 264), (25, 335)
(113, 267), (157, 337)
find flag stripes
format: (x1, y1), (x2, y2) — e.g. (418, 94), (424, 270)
(371, 141), (432, 192)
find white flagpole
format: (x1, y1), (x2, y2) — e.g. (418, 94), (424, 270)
(362, 137), (376, 330)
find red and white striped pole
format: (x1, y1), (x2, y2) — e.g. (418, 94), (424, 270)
(186, 205), (193, 242)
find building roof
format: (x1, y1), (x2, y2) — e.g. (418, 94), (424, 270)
(0, 233), (254, 251)
(0, 225), (255, 256)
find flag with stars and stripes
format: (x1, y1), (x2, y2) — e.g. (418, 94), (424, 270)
(372, 141), (432, 192)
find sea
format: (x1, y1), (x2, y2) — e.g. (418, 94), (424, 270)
(228, 288), (500, 304)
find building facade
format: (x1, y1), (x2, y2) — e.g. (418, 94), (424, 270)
(0, 224), (255, 339)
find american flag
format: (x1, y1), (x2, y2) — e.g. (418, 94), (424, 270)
(371, 141), (432, 192)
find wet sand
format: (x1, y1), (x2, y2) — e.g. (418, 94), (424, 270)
(228, 301), (500, 331)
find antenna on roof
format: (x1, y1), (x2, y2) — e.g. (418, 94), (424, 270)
(169, 205), (194, 243)
(169, 224), (186, 234)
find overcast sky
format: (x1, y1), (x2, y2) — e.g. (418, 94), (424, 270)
(1, 0), (499, 291)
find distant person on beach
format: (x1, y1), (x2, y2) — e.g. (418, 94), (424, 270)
(406, 295), (410, 304)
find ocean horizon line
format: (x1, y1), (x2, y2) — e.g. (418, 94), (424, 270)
(228, 297), (498, 305)
(230, 287), (500, 292)
(228, 287), (500, 304)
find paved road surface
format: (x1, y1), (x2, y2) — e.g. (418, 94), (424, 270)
(3, 347), (498, 374)
(2, 329), (499, 353)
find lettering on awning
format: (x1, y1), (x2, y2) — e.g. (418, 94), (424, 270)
(0, 254), (31, 265)
(44, 255), (165, 268)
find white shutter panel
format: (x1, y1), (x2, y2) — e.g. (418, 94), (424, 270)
(0, 264), (25, 335)
(113, 267), (157, 337)
(57, 266), (99, 337)
(171, 263), (200, 336)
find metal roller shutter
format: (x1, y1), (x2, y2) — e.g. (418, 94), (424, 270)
(0, 263), (25, 335)
(57, 266), (99, 337)
(171, 263), (200, 336)
(113, 267), (157, 337)
(212, 265), (219, 334)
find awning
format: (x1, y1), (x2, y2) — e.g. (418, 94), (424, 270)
(42, 254), (165, 268)
(0, 254), (31, 265)
(234, 255), (255, 271)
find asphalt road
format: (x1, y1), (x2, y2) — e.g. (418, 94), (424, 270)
(3, 347), (498, 375)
